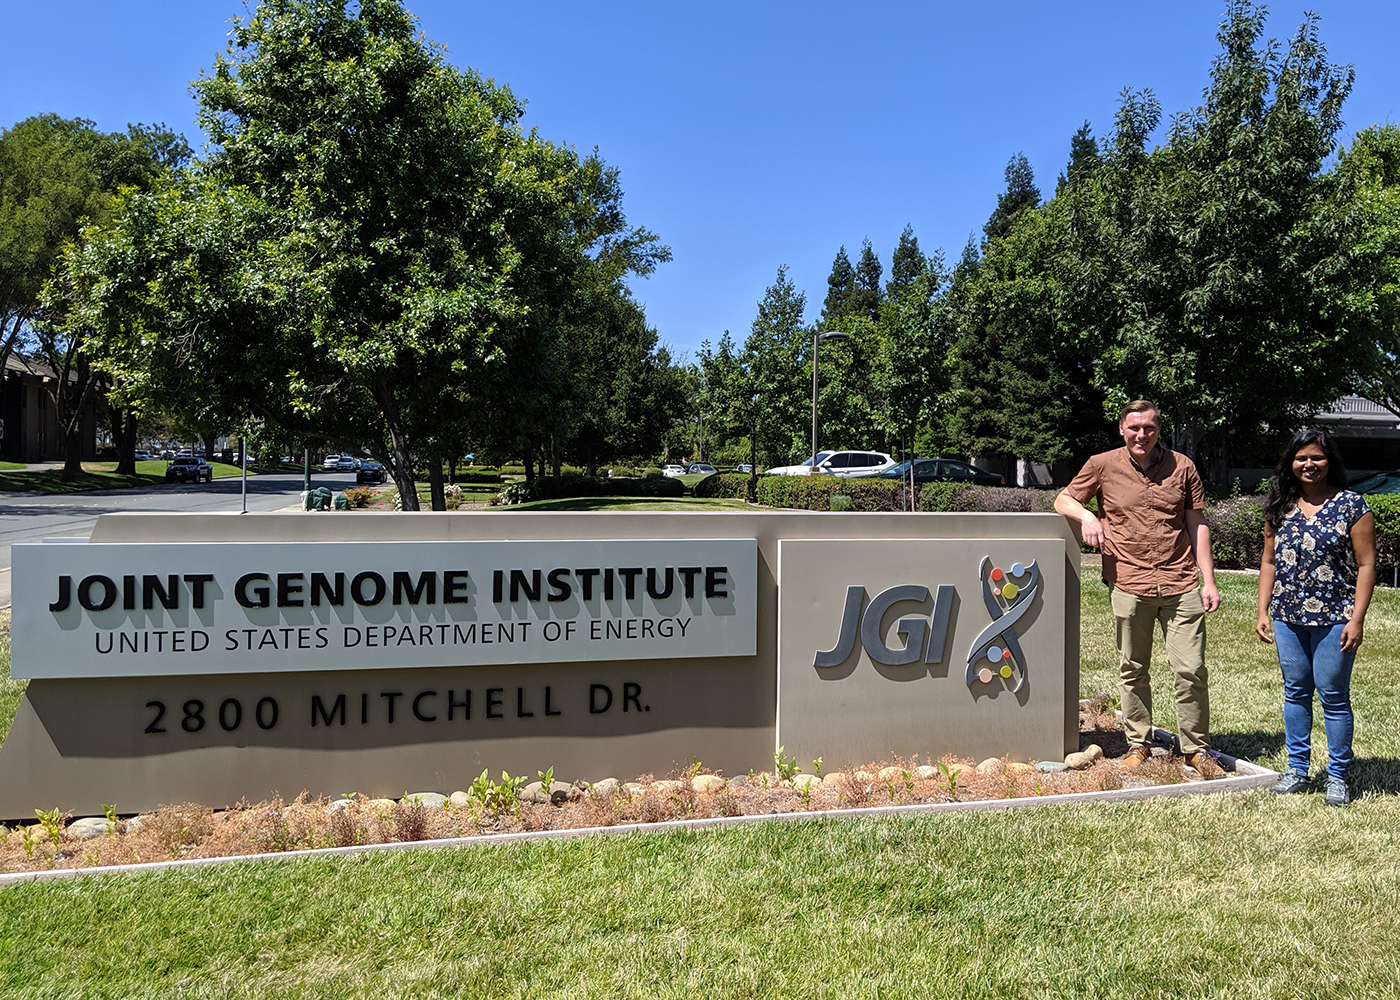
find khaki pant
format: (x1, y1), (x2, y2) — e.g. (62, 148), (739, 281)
(1109, 586), (1210, 754)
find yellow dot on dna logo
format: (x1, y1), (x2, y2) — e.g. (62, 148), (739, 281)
(999, 664), (1013, 679)
(1001, 583), (1019, 600)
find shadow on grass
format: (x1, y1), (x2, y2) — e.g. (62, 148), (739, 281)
(1215, 728), (1287, 763)
(1350, 757), (1400, 795)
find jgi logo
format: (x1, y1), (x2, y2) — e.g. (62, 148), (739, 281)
(813, 584), (955, 668)
(812, 556), (1041, 692)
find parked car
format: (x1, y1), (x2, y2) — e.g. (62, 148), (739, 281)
(734, 463), (754, 474)
(322, 454), (342, 471)
(766, 450), (895, 478)
(356, 460), (387, 484)
(335, 455), (359, 472)
(877, 458), (1005, 486)
(661, 464), (686, 478)
(687, 463), (717, 475)
(165, 457), (213, 484)
(133, 450), (155, 462)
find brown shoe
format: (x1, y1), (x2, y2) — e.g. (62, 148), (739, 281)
(1120, 745), (1152, 768)
(1185, 751), (1227, 780)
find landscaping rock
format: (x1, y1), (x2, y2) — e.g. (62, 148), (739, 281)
(1064, 752), (1094, 770)
(623, 782), (644, 796)
(692, 774), (725, 793)
(449, 791), (471, 809)
(521, 781), (548, 803)
(401, 792), (447, 808)
(1006, 762), (1034, 777)
(327, 798), (355, 811)
(915, 765), (937, 780)
(821, 773), (844, 786)
(727, 774), (750, 789)
(790, 773), (820, 791)
(1036, 761), (1070, 773)
(877, 766), (903, 782)
(588, 778), (621, 798)
(67, 816), (111, 840)
(123, 815), (143, 835)
(547, 781), (578, 805)
(1084, 744), (1104, 762)
(977, 758), (1006, 776)
(366, 798), (396, 811)
(853, 770), (875, 783)
(652, 779), (683, 793)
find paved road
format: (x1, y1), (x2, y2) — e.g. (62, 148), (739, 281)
(0, 472), (361, 608)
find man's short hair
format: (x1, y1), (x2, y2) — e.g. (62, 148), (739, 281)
(1119, 399), (1161, 426)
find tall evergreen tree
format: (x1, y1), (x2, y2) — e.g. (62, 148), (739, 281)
(852, 238), (883, 320)
(886, 224), (927, 300)
(1055, 121), (1100, 194)
(983, 152), (1041, 241)
(821, 245), (855, 324)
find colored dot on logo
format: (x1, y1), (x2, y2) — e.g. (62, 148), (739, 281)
(1002, 583), (1019, 600)
(1002, 648), (1012, 661)
(990, 567), (1004, 582)
(999, 664), (1013, 679)
(987, 646), (1002, 663)
(992, 587), (1002, 597)
(1011, 562), (1025, 577)
(978, 667), (994, 683)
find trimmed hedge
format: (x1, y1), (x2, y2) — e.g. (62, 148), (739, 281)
(918, 483), (1058, 514)
(1207, 493), (1400, 573)
(496, 472), (683, 505)
(455, 467), (502, 485)
(693, 471), (752, 499)
(754, 475), (909, 511)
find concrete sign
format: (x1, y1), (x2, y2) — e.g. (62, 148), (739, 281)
(11, 539), (757, 678)
(777, 538), (1068, 766)
(0, 511), (1079, 818)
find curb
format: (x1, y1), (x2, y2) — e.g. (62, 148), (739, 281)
(0, 751), (1277, 887)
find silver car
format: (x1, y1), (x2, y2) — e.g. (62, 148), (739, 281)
(766, 450), (895, 478)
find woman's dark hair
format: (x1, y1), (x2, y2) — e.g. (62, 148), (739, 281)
(1264, 428), (1348, 528)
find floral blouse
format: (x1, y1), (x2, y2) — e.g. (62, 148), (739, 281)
(1269, 490), (1370, 625)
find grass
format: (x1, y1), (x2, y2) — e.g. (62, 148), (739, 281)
(0, 575), (1397, 997)
(0, 461), (24, 471)
(0, 460), (254, 494)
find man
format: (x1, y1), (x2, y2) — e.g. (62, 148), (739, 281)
(1054, 400), (1226, 779)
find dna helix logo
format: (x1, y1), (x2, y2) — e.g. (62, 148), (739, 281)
(965, 556), (1040, 693)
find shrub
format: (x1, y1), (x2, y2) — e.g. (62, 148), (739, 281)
(755, 475), (907, 511)
(495, 473), (685, 505)
(454, 467), (501, 485)
(917, 484), (1057, 514)
(343, 486), (374, 508)
(693, 471), (752, 499)
(1207, 496), (1266, 570)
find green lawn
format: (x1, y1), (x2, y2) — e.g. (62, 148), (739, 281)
(0, 460), (255, 494)
(0, 575), (1397, 998)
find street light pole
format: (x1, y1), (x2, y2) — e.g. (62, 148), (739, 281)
(811, 330), (849, 472)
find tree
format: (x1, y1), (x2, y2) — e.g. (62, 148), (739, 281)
(1055, 121), (1100, 195)
(742, 266), (811, 466)
(886, 224), (927, 300)
(187, 0), (666, 508)
(852, 239), (883, 321)
(820, 246), (855, 325)
(983, 153), (1040, 242)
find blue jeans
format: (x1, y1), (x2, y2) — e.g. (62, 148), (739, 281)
(1273, 621), (1355, 781)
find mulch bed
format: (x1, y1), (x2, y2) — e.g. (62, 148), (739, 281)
(0, 697), (1221, 875)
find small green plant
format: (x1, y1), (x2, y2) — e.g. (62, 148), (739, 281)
(20, 824), (36, 859)
(537, 765), (554, 790)
(101, 804), (118, 834)
(798, 781), (813, 807)
(468, 769), (527, 817)
(938, 760), (962, 799)
(35, 808), (62, 848)
(774, 746), (799, 784)
(811, 757), (823, 778)
(882, 776), (901, 802)
(902, 769), (915, 795)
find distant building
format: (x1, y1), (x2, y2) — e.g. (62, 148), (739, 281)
(1314, 395), (1400, 474)
(0, 354), (99, 463)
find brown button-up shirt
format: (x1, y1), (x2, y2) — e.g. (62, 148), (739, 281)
(1064, 445), (1206, 597)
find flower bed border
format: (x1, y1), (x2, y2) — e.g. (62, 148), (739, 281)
(0, 749), (1277, 886)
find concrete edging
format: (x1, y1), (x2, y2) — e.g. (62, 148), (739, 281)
(0, 750), (1276, 887)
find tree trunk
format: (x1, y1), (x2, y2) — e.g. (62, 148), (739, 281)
(62, 428), (83, 480)
(428, 449), (446, 511)
(114, 407), (138, 475)
(586, 451), (597, 478)
(551, 436), (561, 485)
(202, 433), (217, 468)
(523, 449), (535, 483)
(374, 379), (420, 511)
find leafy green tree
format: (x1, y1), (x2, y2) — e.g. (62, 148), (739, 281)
(886, 225), (927, 301)
(852, 239), (883, 321)
(185, 0), (666, 508)
(742, 265), (811, 466)
(1055, 121), (1100, 195)
(983, 153), (1040, 242)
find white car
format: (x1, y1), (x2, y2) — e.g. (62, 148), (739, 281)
(766, 450), (896, 478)
(661, 464), (686, 478)
(687, 463), (717, 475)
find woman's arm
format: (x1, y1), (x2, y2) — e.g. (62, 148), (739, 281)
(1341, 510), (1376, 653)
(1256, 520), (1277, 643)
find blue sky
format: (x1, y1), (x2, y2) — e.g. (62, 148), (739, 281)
(3, 1), (1399, 360)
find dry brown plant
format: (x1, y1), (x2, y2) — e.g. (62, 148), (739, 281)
(141, 803), (213, 858)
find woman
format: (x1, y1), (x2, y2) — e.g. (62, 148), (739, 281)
(1256, 428), (1375, 806)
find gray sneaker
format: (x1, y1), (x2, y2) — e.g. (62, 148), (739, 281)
(1324, 777), (1351, 807)
(1270, 771), (1310, 794)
